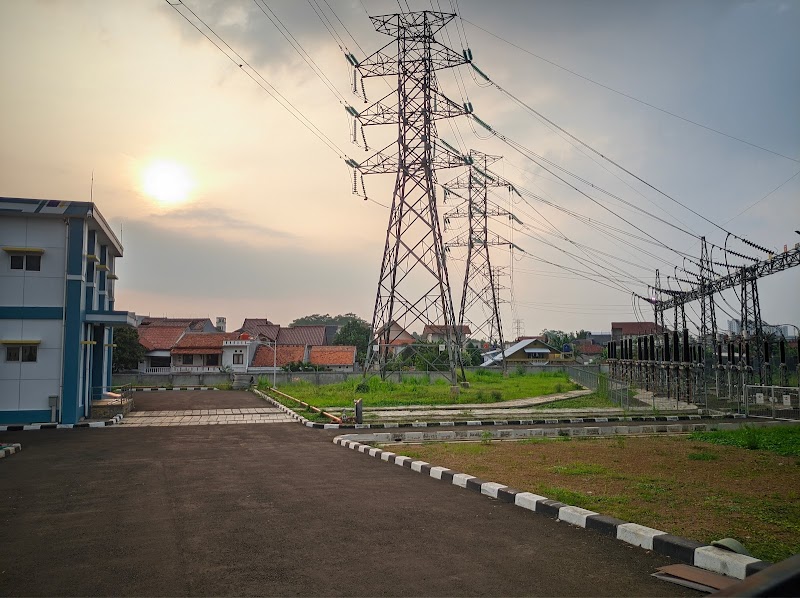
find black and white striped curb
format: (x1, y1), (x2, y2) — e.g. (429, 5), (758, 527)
(0, 414), (124, 432)
(132, 386), (218, 392)
(332, 434), (772, 580)
(253, 388), (747, 430)
(333, 419), (786, 442)
(1, 443), (22, 458)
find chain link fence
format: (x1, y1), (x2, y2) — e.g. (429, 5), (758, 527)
(743, 385), (800, 421)
(567, 367), (630, 409)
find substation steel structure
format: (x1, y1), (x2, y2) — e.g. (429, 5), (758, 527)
(443, 150), (516, 374)
(347, 11), (471, 382)
(606, 244), (800, 407)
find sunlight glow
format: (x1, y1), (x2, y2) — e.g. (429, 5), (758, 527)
(141, 160), (194, 205)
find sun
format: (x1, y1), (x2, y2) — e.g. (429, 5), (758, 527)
(141, 160), (195, 206)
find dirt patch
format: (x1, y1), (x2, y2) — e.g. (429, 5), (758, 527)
(397, 435), (800, 563)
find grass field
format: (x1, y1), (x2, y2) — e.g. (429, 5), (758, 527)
(395, 425), (800, 563)
(258, 370), (582, 408)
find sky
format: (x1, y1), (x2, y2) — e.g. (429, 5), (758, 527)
(1, 0), (798, 338)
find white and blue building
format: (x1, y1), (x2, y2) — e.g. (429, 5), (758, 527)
(0, 197), (135, 424)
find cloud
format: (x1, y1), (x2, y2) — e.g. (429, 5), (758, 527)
(144, 204), (297, 239)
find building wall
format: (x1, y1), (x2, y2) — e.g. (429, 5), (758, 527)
(0, 217), (67, 421)
(0, 217), (66, 308)
(1, 200), (127, 424)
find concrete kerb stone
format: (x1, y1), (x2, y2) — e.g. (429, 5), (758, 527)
(0, 413), (125, 432)
(250, 389), (748, 431)
(331, 431), (773, 579)
(1, 443), (22, 458)
(132, 386), (218, 392)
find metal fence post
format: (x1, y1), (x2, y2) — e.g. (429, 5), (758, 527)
(771, 385), (775, 420)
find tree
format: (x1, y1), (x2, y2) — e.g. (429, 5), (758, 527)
(289, 313), (368, 327)
(333, 319), (371, 361)
(541, 329), (575, 349)
(112, 326), (145, 372)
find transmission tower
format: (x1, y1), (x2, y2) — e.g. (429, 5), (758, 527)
(740, 269), (764, 383)
(349, 11), (469, 382)
(698, 237), (717, 353)
(444, 150), (516, 372)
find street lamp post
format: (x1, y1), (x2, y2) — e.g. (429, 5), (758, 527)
(272, 338), (277, 389)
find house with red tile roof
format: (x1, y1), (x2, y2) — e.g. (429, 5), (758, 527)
(137, 325), (187, 372)
(309, 346), (357, 372)
(277, 325), (329, 346)
(250, 344), (307, 369)
(238, 318), (280, 341)
(170, 332), (241, 372)
(138, 317), (217, 332)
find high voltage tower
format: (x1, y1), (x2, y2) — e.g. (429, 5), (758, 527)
(346, 11), (470, 383)
(443, 150), (518, 374)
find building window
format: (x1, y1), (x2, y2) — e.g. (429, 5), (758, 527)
(206, 354), (219, 366)
(182, 354), (194, 365)
(233, 353), (243, 365)
(6, 345), (37, 362)
(9, 255), (40, 271)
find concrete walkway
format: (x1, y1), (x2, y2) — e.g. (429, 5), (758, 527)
(0, 424), (695, 596)
(120, 407), (293, 426)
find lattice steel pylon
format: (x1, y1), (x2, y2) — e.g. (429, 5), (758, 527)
(740, 268), (765, 383)
(698, 237), (717, 354)
(444, 150), (517, 373)
(350, 11), (469, 382)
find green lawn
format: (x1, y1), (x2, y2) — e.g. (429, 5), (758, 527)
(690, 424), (800, 457)
(258, 370), (581, 408)
(532, 393), (617, 410)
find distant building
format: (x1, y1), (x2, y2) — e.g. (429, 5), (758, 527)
(727, 318), (790, 339)
(422, 324), (472, 346)
(611, 321), (665, 340)
(586, 331), (612, 345)
(482, 338), (574, 367)
(0, 197), (135, 424)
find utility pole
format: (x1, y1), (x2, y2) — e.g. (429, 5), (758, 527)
(348, 11), (469, 383)
(444, 150), (518, 374)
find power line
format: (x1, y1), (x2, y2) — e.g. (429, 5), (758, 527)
(461, 16), (799, 164)
(165, 0), (349, 160)
(468, 62), (775, 253)
(723, 169), (800, 226)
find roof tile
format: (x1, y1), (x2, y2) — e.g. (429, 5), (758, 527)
(252, 344), (306, 367)
(137, 326), (186, 351)
(309, 346), (356, 366)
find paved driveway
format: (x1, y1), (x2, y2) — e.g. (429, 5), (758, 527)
(122, 390), (293, 426)
(0, 424), (696, 596)
(131, 390), (267, 411)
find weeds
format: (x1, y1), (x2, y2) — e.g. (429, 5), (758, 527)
(690, 425), (800, 457)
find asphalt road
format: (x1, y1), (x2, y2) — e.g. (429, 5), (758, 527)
(0, 422), (698, 597)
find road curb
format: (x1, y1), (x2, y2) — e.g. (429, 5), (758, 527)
(331, 433), (772, 580)
(132, 386), (218, 392)
(251, 388), (747, 430)
(1, 443), (22, 458)
(0, 413), (123, 432)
